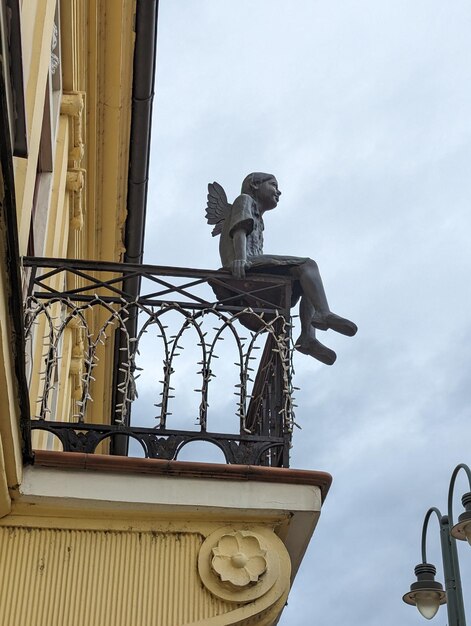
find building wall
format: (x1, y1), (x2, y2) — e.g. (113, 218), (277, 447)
(0, 0), (138, 494)
(15, 0), (135, 262)
(0, 1), (28, 515)
(0, 228), (23, 514)
(14, 0), (137, 439)
(0, 495), (293, 626)
(0, 526), (235, 626)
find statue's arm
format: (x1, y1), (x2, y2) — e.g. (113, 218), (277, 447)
(231, 228), (248, 279)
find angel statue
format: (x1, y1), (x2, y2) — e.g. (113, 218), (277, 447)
(205, 172), (357, 365)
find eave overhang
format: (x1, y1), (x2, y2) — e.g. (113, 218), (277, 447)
(15, 451), (332, 584)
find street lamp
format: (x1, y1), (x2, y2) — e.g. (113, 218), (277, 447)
(403, 463), (471, 625)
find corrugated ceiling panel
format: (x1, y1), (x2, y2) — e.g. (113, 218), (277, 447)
(0, 527), (233, 626)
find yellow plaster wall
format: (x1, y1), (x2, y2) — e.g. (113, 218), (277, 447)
(43, 116), (70, 258)
(0, 256), (23, 497)
(59, 0), (135, 263)
(0, 440), (10, 517)
(85, 0), (135, 262)
(15, 0), (136, 261)
(56, 0), (136, 424)
(0, 521), (290, 626)
(14, 0), (57, 255)
(19, 0), (138, 433)
(15, 0), (136, 258)
(27, 113), (70, 428)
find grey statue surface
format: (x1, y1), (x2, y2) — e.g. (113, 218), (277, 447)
(205, 172), (357, 365)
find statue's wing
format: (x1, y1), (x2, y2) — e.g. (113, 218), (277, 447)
(205, 182), (231, 237)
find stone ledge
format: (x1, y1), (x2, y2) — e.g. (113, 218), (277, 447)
(32, 450), (332, 502)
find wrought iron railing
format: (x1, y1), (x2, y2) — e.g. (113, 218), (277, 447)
(23, 257), (298, 467)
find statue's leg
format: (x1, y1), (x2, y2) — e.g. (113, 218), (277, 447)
(293, 259), (329, 314)
(293, 260), (357, 337)
(295, 296), (337, 365)
(299, 295), (316, 339)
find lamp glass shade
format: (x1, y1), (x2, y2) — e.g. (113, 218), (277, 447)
(415, 591), (441, 620)
(464, 522), (471, 546)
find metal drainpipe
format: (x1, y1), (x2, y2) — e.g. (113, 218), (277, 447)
(111, 0), (159, 456)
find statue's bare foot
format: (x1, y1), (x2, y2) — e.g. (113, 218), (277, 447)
(295, 335), (337, 365)
(311, 312), (358, 337)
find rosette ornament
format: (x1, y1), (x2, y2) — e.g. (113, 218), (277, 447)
(211, 531), (267, 588)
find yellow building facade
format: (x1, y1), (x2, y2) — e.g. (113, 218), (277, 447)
(0, 2), (331, 624)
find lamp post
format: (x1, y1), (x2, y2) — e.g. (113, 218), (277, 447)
(403, 463), (471, 625)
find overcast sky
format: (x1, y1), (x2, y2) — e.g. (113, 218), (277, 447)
(141, 1), (471, 624)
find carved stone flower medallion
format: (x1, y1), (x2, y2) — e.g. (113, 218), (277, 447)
(198, 527), (282, 602)
(211, 531), (267, 588)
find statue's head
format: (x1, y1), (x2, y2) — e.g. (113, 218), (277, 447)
(241, 172), (281, 211)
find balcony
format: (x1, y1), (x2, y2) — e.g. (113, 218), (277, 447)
(23, 257), (298, 467)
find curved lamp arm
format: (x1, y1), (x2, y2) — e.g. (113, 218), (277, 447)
(448, 463), (471, 527)
(421, 507), (443, 564)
